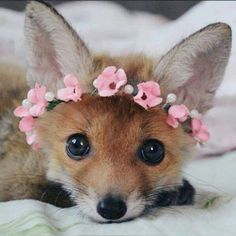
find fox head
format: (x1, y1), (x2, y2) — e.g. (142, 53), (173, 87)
(24, 1), (231, 222)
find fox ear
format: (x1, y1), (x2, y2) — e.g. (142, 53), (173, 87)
(155, 23), (232, 113)
(25, 0), (93, 92)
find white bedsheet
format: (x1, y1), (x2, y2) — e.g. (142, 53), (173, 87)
(0, 1), (236, 235)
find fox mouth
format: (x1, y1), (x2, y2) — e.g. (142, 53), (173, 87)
(40, 179), (195, 223)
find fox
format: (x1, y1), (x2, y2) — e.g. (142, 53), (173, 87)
(0, 0), (232, 223)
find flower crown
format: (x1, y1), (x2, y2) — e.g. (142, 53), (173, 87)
(14, 66), (209, 150)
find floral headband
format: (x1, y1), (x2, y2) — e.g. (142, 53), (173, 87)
(14, 66), (209, 150)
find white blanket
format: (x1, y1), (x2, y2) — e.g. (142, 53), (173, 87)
(0, 1), (236, 235)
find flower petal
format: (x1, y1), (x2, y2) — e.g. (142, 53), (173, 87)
(142, 81), (161, 97)
(94, 67), (127, 97)
(36, 85), (47, 103)
(94, 75), (111, 90)
(168, 105), (189, 119)
(26, 131), (36, 145)
(116, 69), (127, 84)
(98, 89), (118, 97)
(147, 97), (163, 108)
(27, 83), (46, 104)
(19, 116), (35, 132)
(57, 87), (74, 102)
(64, 74), (79, 87)
(75, 84), (83, 99)
(102, 66), (117, 76)
(29, 104), (46, 117)
(133, 97), (148, 109)
(191, 118), (202, 134)
(116, 79), (127, 90)
(166, 115), (179, 128)
(195, 130), (210, 142)
(27, 88), (37, 104)
(150, 82), (161, 97)
(57, 86), (82, 102)
(14, 106), (30, 117)
(134, 84), (144, 99)
(134, 82), (163, 109)
(191, 118), (210, 142)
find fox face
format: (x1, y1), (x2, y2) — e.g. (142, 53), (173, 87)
(24, 1), (231, 222)
(37, 95), (190, 221)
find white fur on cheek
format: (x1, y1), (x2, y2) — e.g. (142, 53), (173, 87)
(74, 188), (106, 222)
(125, 190), (146, 220)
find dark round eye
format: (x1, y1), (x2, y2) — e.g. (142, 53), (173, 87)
(66, 133), (90, 160)
(139, 139), (165, 165)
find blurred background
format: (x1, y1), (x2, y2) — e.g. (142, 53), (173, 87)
(0, 1), (199, 19)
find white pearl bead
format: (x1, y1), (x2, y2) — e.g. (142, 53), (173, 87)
(22, 99), (32, 109)
(124, 84), (134, 95)
(93, 79), (97, 87)
(166, 93), (177, 103)
(45, 92), (55, 102)
(190, 109), (199, 118)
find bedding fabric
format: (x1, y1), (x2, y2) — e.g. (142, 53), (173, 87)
(0, 1), (236, 235)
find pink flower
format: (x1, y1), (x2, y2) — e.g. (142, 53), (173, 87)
(14, 83), (47, 150)
(26, 130), (40, 150)
(191, 118), (210, 142)
(29, 104), (46, 117)
(14, 106), (30, 117)
(27, 83), (47, 104)
(57, 74), (83, 102)
(27, 83), (47, 117)
(19, 116), (35, 132)
(26, 130), (36, 145)
(133, 81), (163, 109)
(16, 113), (40, 150)
(14, 84), (47, 118)
(166, 104), (189, 128)
(93, 66), (127, 96)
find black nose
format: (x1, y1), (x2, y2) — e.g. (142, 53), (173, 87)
(97, 196), (127, 220)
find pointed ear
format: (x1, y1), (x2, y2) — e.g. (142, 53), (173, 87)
(155, 23), (232, 113)
(25, 0), (93, 92)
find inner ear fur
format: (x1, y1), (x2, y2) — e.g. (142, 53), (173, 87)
(25, 0), (93, 93)
(154, 23), (232, 113)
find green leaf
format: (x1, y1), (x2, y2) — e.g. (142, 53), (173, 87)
(203, 196), (219, 209)
(46, 99), (63, 111)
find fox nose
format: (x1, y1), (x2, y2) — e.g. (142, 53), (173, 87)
(97, 195), (127, 220)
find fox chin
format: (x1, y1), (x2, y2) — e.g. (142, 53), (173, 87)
(0, 0), (231, 223)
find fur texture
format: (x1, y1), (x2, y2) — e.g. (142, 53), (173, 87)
(0, 0), (232, 222)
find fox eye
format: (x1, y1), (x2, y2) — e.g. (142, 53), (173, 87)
(66, 133), (90, 160)
(139, 139), (165, 165)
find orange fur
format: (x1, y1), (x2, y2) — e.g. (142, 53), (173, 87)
(37, 94), (191, 198)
